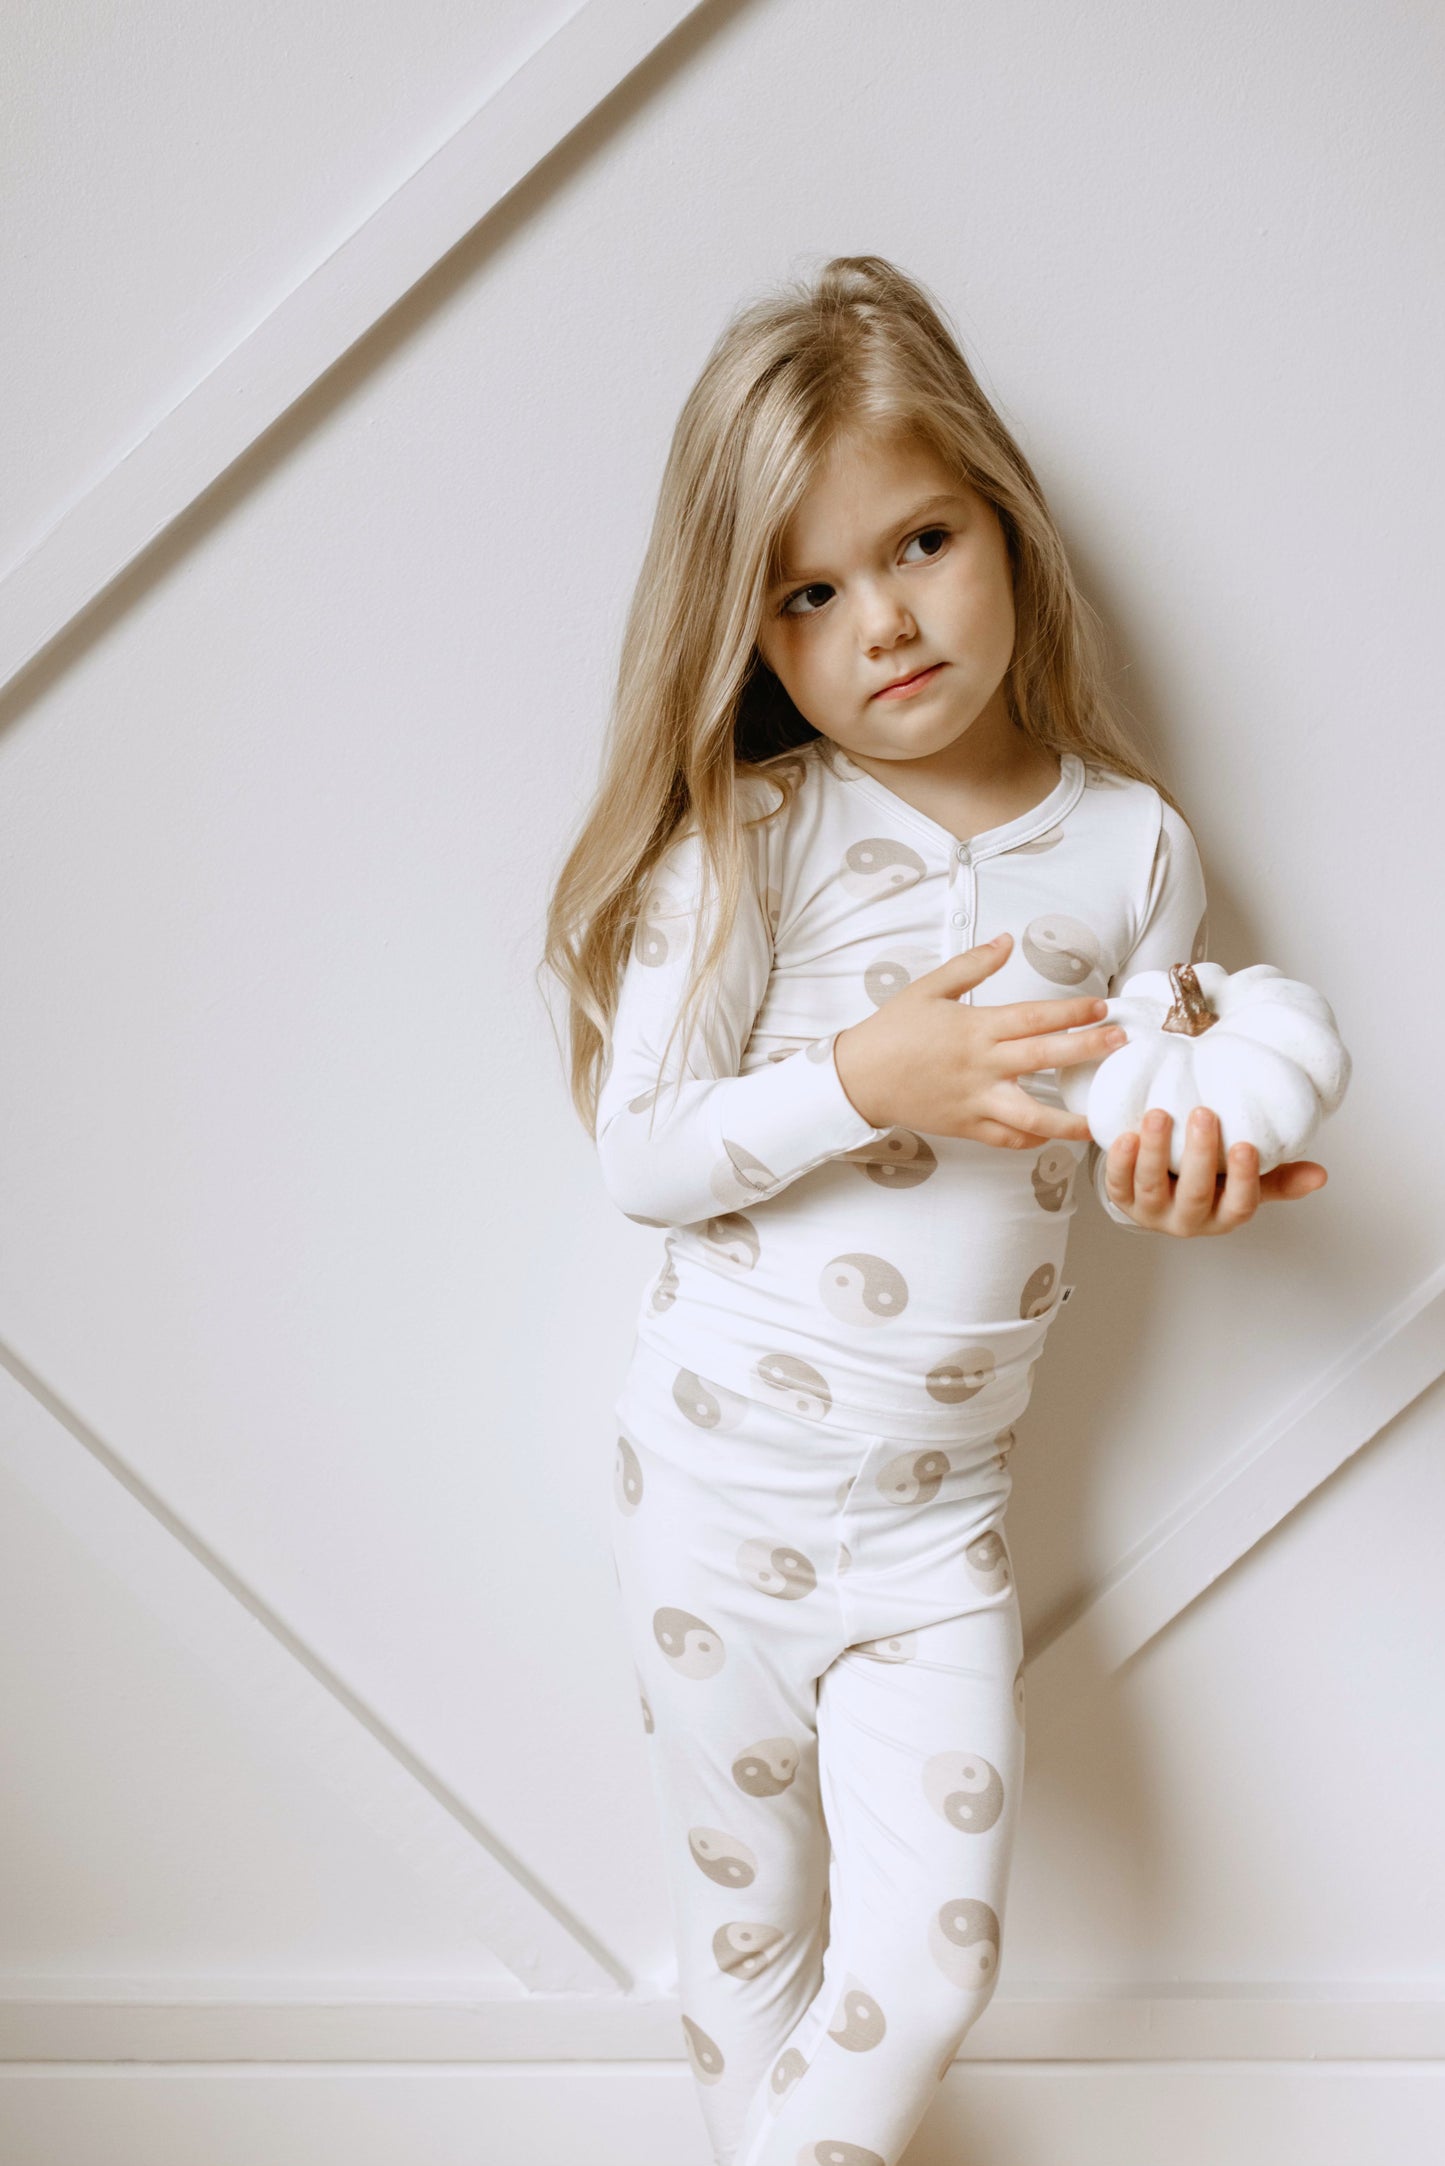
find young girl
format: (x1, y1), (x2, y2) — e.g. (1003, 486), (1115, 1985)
(541, 255), (1327, 2166)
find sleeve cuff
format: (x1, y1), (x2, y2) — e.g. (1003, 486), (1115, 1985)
(1090, 1138), (1149, 1232)
(734, 1034), (895, 1195)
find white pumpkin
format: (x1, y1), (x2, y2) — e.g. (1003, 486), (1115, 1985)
(1058, 961), (1351, 1178)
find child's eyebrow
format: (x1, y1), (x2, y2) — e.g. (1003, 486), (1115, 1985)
(769, 491), (967, 591)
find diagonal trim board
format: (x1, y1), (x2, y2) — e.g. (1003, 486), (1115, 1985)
(1025, 1257), (1445, 1693)
(0, 1344), (629, 1997)
(0, 0), (712, 688)
(0, 1260), (1440, 2006)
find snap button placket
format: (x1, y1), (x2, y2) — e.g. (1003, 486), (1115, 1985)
(949, 843), (977, 950)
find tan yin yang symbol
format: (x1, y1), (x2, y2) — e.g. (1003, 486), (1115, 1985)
(673, 1368), (749, 1432)
(964, 1531), (1011, 1594)
(1020, 913), (1104, 985)
(798, 2145), (886, 2166)
(863, 944), (943, 1007)
(819, 1253), (909, 1326)
(647, 1236), (679, 1316)
(875, 1447), (950, 1506)
(926, 1349), (996, 1405)
(840, 836), (928, 900)
(844, 1130), (938, 1188)
(754, 1352), (834, 1420)
(1010, 824), (1065, 854)
(614, 1437), (643, 1514)
(929, 1897), (1001, 1990)
(1030, 1141), (1075, 1211)
(732, 1737), (800, 1796)
(714, 1920), (786, 1980)
(633, 918), (671, 967)
(712, 1138), (782, 1209)
(768, 2047), (808, 2110)
(653, 1606), (726, 1679)
(699, 1212), (760, 1274)
(826, 1978), (887, 2051)
(1019, 1262), (1057, 1318)
(632, 876), (690, 965)
(688, 1825), (758, 1888)
(681, 2012), (725, 2084)
(923, 1750), (1005, 1834)
(737, 1536), (818, 1600)
(853, 1630), (918, 1663)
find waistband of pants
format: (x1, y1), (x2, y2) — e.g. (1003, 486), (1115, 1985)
(624, 1323), (1036, 1446)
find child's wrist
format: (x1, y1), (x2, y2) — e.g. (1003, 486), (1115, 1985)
(833, 1023), (892, 1129)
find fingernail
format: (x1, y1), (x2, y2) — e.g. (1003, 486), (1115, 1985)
(1105, 1028), (1127, 1045)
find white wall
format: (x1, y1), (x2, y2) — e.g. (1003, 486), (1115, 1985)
(1, 0), (1441, 2156)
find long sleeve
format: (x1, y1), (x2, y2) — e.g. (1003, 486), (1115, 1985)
(1088, 797), (1210, 1230)
(594, 817), (893, 1228)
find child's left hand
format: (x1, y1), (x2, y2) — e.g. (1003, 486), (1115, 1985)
(1104, 1105), (1329, 1236)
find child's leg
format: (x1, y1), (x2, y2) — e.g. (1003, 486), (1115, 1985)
(732, 1459), (1024, 2166)
(610, 1349), (868, 2166)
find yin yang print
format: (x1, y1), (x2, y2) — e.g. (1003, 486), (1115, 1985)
(591, 735), (1207, 2161)
(606, 1339), (1025, 2166)
(594, 735), (1210, 1435)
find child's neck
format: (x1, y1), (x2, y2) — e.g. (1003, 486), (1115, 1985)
(839, 708), (1061, 845)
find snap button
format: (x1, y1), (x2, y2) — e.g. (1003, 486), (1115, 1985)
(951, 909), (970, 928)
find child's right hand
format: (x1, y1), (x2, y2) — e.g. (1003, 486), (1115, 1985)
(832, 931), (1128, 1149)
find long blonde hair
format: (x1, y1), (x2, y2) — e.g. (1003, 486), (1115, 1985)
(538, 253), (1190, 1138)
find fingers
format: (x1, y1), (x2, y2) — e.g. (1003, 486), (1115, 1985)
(990, 1082), (1093, 1144)
(971, 1116), (1050, 1150)
(1258, 1160), (1328, 1200)
(1003, 1019), (1128, 1072)
(983, 993), (1115, 1038)
(1129, 1108), (1178, 1223)
(1102, 1129), (1142, 1215)
(1171, 1108), (1223, 1224)
(1122, 1108), (1263, 1235)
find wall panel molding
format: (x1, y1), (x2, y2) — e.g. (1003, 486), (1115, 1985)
(1025, 1259), (1445, 1692)
(3, 1262), (1442, 2005)
(0, 0), (711, 690)
(2, 1981), (1443, 2064)
(0, 1349), (628, 1996)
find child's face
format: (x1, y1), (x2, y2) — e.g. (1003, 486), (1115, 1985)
(754, 427), (1017, 769)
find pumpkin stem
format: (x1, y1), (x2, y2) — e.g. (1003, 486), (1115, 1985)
(1160, 962), (1218, 1036)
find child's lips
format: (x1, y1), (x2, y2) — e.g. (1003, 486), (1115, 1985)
(871, 662), (946, 700)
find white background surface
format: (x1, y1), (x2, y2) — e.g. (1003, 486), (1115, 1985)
(1, 0), (1440, 2154)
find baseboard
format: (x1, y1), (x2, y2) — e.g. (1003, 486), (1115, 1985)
(3, 1980), (1444, 2062)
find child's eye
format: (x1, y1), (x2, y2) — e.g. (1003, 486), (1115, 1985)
(903, 525), (950, 562)
(780, 582), (834, 618)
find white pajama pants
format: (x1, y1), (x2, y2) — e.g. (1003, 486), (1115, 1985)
(610, 1339), (1026, 2166)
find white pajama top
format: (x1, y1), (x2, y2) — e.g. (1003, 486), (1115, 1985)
(594, 736), (1208, 1442)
